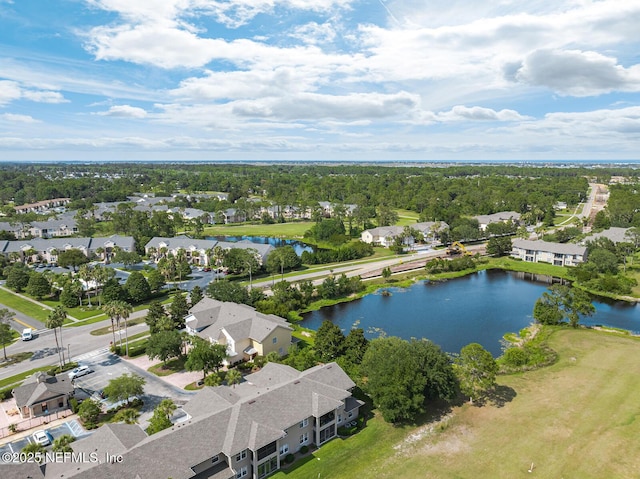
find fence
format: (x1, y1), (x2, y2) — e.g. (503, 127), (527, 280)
(0, 408), (73, 439)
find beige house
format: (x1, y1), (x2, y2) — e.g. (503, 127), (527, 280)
(185, 298), (293, 364)
(12, 372), (74, 418)
(474, 211), (521, 231)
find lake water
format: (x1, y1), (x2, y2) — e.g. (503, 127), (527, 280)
(301, 269), (640, 356)
(207, 235), (314, 256)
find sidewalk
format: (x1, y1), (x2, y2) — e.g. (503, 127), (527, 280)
(122, 355), (203, 390)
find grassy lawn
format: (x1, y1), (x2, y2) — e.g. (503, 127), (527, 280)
(483, 257), (572, 279)
(0, 288), (49, 323)
(148, 356), (186, 376)
(203, 222), (314, 239)
(0, 365), (53, 388)
(273, 328), (640, 479)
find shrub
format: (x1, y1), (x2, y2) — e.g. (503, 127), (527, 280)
(0, 386), (14, 401)
(69, 397), (79, 414)
(284, 454), (295, 464)
(501, 347), (528, 367)
(299, 445), (309, 454)
(47, 362), (78, 376)
(8, 423), (17, 434)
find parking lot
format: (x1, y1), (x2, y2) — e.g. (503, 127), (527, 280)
(71, 350), (194, 425)
(0, 419), (90, 459)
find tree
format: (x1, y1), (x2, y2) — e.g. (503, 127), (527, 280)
(103, 300), (133, 355)
(78, 264), (94, 306)
(59, 282), (80, 308)
(225, 368), (242, 388)
(112, 408), (139, 424)
(454, 343), (497, 404)
(266, 246), (301, 276)
(25, 272), (51, 300)
(207, 280), (251, 305)
(146, 268), (165, 293)
(77, 399), (101, 426)
(102, 278), (127, 303)
(359, 336), (456, 422)
(381, 267), (391, 281)
(46, 305), (67, 369)
(486, 236), (513, 257)
(146, 330), (183, 365)
(116, 250), (142, 268)
(125, 271), (151, 303)
(0, 308), (15, 360)
(343, 328), (369, 365)
(103, 373), (146, 405)
(22, 442), (46, 456)
(204, 373), (222, 386)
(169, 293), (189, 329)
(314, 320), (346, 362)
(6, 264), (30, 292)
(57, 249), (89, 271)
(52, 434), (76, 453)
(185, 337), (228, 380)
(533, 284), (595, 328)
(189, 285), (203, 307)
(146, 399), (176, 435)
(145, 301), (171, 334)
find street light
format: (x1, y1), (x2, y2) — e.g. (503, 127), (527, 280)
(67, 344), (72, 363)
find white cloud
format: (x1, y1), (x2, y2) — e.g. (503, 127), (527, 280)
(1, 113), (40, 123)
(22, 90), (69, 103)
(0, 80), (22, 106)
(435, 105), (532, 122)
(289, 22), (337, 45)
(97, 105), (148, 118)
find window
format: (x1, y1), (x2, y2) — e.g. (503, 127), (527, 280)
(299, 418), (308, 428)
(236, 466), (248, 478)
(319, 411), (335, 427)
(299, 433), (308, 445)
(278, 347), (284, 355)
(337, 414), (342, 423)
(257, 442), (277, 461)
(257, 457), (278, 479)
(236, 450), (247, 462)
(319, 426), (336, 444)
(279, 444), (289, 456)
(211, 456), (219, 464)
(272, 337), (277, 344)
(348, 411), (353, 418)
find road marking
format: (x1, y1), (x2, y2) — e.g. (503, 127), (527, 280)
(12, 317), (37, 329)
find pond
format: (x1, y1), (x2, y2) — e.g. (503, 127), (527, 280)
(207, 235), (315, 256)
(301, 269), (640, 356)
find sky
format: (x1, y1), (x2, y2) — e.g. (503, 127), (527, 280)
(0, 0), (639, 162)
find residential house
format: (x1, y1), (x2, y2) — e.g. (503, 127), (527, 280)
(360, 226), (409, 247)
(145, 236), (273, 265)
(474, 211), (521, 231)
(13, 198), (71, 215)
(28, 217), (78, 239)
(582, 227), (631, 245)
(412, 221), (449, 245)
(38, 362), (362, 479)
(12, 372), (74, 418)
(185, 298), (293, 364)
(0, 235), (135, 264)
(222, 208), (247, 224)
(511, 239), (587, 266)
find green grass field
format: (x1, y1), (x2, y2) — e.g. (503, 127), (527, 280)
(0, 288), (49, 323)
(273, 328), (640, 479)
(203, 222), (314, 239)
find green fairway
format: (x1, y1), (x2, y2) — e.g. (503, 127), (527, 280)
(203, 222), (314, 239)
(272, 328), (640, 479)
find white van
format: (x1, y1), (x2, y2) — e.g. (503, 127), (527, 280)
(21, 328), (33, 341)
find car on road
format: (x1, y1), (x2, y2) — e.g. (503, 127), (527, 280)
(32, 430), (53, 446)
(21, 328), (33, 341)
(68, 365), (93, 380)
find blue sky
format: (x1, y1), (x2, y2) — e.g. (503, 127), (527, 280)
(1, 0), (639, 162)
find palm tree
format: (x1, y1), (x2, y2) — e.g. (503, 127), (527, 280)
(78, 264), (94, 307)
(225, 369), (242, 388)
(104, 300), (133, 356)
(46, 306), (67, 369)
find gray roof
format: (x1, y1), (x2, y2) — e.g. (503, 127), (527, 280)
(363, 226), (404, 238)
(474, 211), (521, 225)
(582, 227), (631, 244)
(0, 235), (134, 254)
(13, 372), (74, 408)
(3, 463), (44, 479)
(185, 298), (292, 342)
(57, 362), (355, 479)
(512, 239), (587, 256)
(412, 221), (449, 234)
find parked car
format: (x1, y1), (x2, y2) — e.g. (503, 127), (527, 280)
(21, 328), (33, 341)
(32, 430), (53, 446)
(68, 365), (93, 380)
